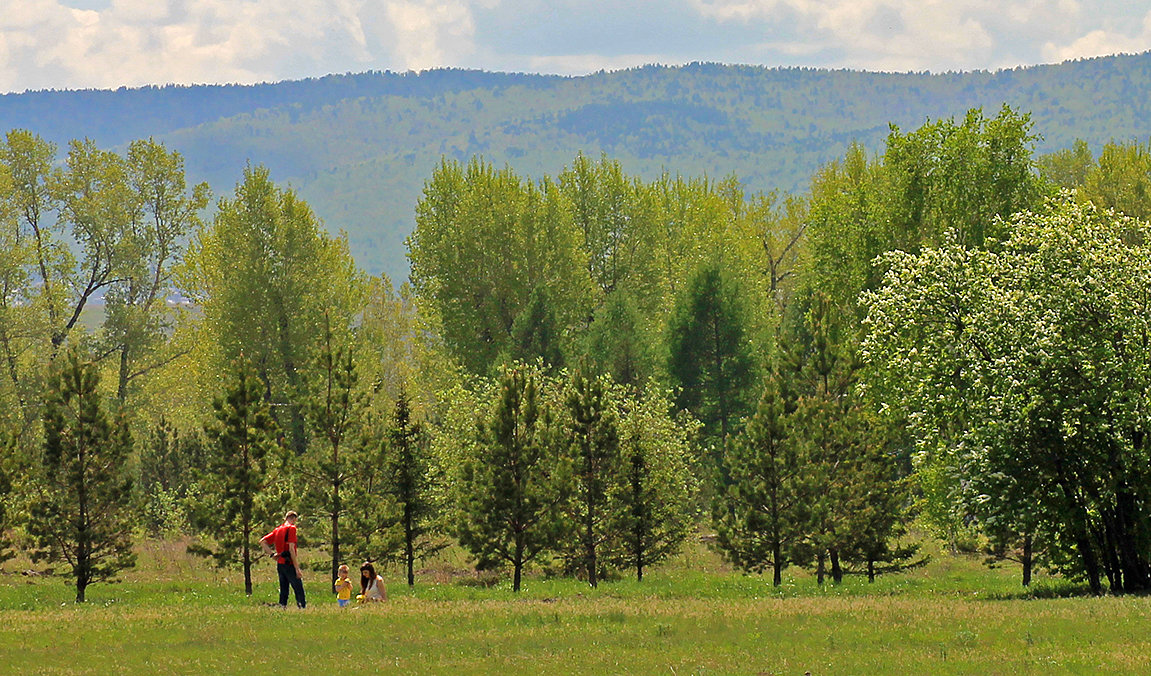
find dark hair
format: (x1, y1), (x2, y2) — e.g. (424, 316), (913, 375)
(360, 562), (377, 595)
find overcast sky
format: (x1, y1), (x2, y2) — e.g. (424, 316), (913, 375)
(2, 0), (1149, 93)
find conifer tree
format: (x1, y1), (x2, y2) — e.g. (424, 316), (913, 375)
(667, 261), (756, 456)
(28, 352), (136, 603)
(507, 287), (565, 371)
(385, 389), (443, 586)
(714, 367), (800, 586)
(300, 321), (364, 593)
(607, 385), (698, 582)
(189, 366), (281, 596)
(562, 367), (620, 587)
(139, 417), (205, 537)
(787, 296), (919, 584)
(456, 365), (563, 591)
(840, 438), (924, 582)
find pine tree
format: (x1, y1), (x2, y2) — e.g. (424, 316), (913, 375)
(507, 287), (565, 371)
(667, 261), (756, 457)
(714, 367), (800, 586)
(300, 321), (364, 593)
(386, 389), (444, 586)
(456, 365), (563, 591)
(27, 352), (136, 603)
(189, 366), (281, 596)
(607, 385), (698, 582)
(840, 438), (925, 582)
(139, 418), (205, 537)
(562, 367), (620, 587)
(787, 296), (920, 584)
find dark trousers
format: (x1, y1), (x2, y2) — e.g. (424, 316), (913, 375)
(277, 562), (306, 608)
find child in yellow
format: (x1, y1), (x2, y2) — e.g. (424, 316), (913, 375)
(335, 564), (353, 607)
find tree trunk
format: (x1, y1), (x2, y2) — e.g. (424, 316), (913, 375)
(868, 558), (876, 584)
(331, 503), (341, 595)
(243, 522), (253, 596)
(117, 344), (130, 404)
(1056, 476), (1102, 595)
(587, 498), (597, 588)
(77, 460), (89, 602)
(1021, 532), (1032, 587)
(1078, 532), (1102, 595)
(830, 548), (843, 584)
(772, 541), (782, 587)
(405, 503), (415, 587)
(816, 552), (826, 585)
(1114, 487), (1150, 592)
(513, 538), (523, 592)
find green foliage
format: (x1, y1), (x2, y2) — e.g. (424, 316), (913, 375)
(384, 390), (445, 586)
(605, 383), (699, 582)
(27, 351), (136, 602)
(559, 367), (620, 587)
(803, 142), (887, 313)
(883, 105), (1046, 250)
(408, 158), (590, 375)
(666, 260), (757, 454)
(863, 196), (1151, 594)
(189, 366), (283, 595)
(1038, 138), (1094, 189)
(714, 367), (800, 586)
(456, 364), (565, 591)
(182, 164), (365, 453)
(583, 288), (651, 388)
(138, 417), (205, 537)
(103, 138), (210, 404)
(1081, 139), (1151, 221)
(506, 287), (566, 371)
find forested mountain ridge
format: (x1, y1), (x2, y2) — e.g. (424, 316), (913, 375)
(3, 52), (1151, 280)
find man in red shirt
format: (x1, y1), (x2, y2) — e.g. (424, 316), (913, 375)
(260, 510), (306, 608)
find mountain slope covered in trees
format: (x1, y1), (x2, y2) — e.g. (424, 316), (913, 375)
(2, 52), (1150, 280)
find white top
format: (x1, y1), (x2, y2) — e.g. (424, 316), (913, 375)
(364, 576), (386, 600)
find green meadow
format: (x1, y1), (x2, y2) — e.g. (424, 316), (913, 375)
(1, 538), (1147, 675)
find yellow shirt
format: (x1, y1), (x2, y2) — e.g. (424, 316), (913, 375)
(335, 577), (353, 600)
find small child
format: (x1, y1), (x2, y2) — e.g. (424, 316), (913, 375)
(335, 564), (353, 607)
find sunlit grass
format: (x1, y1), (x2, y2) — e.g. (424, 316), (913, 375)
(0, 535), (1146, 674)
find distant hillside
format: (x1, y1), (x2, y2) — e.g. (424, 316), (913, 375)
(4, 54), (1151, 282)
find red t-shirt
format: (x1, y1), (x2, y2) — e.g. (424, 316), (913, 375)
(269, 523), (297, 564)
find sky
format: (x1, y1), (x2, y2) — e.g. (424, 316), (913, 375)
(1, 0), (1150, 93)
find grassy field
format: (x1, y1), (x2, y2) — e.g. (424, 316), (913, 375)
(1, 537), (1147, 675)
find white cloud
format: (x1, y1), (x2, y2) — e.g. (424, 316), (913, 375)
(686, 0), (1139, 72)
(1041, 10), (1151, 63)
(0, 0), (1148, 91)
(384, 1), (479, 70)
(0, 0), (415, 91)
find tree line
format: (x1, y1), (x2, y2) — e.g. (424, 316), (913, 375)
(2, 104), (1151, 601)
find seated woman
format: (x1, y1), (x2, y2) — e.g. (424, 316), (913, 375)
(357, 562), (387, 603)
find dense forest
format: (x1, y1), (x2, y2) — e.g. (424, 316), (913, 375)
(3, 53), (1151, 280)
(2, 93), (1151, 602)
